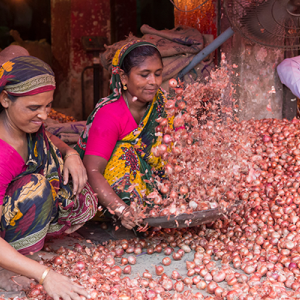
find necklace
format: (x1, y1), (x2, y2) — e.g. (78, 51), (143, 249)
(123, 93), (129, 109)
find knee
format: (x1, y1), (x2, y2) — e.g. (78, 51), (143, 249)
(8, 173), (54, 204)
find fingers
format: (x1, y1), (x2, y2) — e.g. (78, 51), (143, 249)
(72, 285), (91, 299)
(63, 167), (69, 186)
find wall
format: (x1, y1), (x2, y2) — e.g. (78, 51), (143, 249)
(220, 8), (285, 121)
(51, 0), (110, 120)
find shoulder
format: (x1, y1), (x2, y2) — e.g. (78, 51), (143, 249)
(93, 97), (129, 125)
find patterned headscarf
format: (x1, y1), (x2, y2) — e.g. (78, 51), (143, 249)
(75, 40), (159, 158)
(0, 56), (55, 96)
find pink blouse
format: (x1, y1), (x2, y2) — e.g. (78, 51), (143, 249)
(0, 139), (26, 205)
(85, 96), (138, 161)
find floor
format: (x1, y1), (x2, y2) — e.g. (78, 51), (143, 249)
(1, 221), (237, 299)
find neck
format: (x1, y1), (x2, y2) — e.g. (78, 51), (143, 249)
(123, 91), (148, 112)
(0, 111), (26, 140)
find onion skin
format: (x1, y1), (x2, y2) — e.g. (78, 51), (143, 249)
(162, 257), (172, 266)
(127, 255), (136, 265)
(155, 265), (164, 276)
(174, 281), (184, 293)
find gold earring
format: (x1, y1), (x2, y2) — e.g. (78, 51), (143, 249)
(123, 84), (127, 90)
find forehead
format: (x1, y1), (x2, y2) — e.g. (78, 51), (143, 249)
(13, 90), (54, 105)
(133, 55), (163, 71)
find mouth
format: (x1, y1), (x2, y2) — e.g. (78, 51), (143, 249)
(31, 120), (43, 126)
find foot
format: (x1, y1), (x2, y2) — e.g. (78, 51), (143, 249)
(0, 268), (32, 292)
(64, 222), (85, 234)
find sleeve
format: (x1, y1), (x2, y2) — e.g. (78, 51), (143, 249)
(85, 107), (120, 161)
(277, 57), (300, 98)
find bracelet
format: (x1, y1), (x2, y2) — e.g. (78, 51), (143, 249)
(39, 267), (51, 285)
(64, 152), (80, 161)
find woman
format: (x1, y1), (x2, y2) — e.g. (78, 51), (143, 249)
(75, 40), (172, 230)
(0, 55), (97, 299)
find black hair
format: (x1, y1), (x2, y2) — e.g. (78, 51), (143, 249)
(120, 45), (163, 75)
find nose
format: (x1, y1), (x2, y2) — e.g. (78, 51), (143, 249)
(148, 73), (156, 85)
(37, 108), (49, 121)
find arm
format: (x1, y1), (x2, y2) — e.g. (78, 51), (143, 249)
(83, 155), (141, 229)
(277, 57), (300, 99)
(0, 206), (90, 300)
(46, 131), (87, 195)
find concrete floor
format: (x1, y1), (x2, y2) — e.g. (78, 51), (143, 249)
(1, 221), (238, 299)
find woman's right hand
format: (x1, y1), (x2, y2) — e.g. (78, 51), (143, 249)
(43, 270), (90, 300)
(120, 206), (143, 230)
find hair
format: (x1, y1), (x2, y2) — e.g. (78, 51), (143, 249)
(120, 45), (163, 75)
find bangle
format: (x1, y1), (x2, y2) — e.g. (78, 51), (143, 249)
(64, 152), (80, 161)
(39, 267), (51, 285)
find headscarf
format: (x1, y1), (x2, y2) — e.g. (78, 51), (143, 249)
(0, 56), (55, 97)
(75, 40), (160, 158)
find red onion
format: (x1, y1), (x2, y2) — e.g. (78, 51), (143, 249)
(123, 265), (131, 274)
(155, 265), (164, 276)
(169, 78), (178, 88)
(162, 257), (172, 266)
(127, 255), (136, 265)
(162, 278), (173, 291)
(171, 270), (182, 280)
(174, 281), (184, 293)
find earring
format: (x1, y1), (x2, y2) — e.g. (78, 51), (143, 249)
(123, 84), (127, 90)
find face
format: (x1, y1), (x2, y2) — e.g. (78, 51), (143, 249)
(1, 90), (54, 134)
(121, 55), (163, 103)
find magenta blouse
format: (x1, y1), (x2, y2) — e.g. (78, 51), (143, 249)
(85, 96), (138, 161)
(0, 139), (26, 205)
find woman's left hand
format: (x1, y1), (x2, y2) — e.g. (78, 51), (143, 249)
(63, 151), (87, 195)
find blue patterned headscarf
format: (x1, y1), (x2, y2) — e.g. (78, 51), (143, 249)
(0, 56), (55, 96)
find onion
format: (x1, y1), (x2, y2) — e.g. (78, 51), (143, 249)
(169, 78), (178, 88)
(121, 257), (128, 265)
(75, 261), (85, 270)
(123, 265), (131, 274)
(164, 247), (173, 256)
(155, 265), (164, 276)
(53, 256), (63, 266)
(162, 257), (172, 266)
(213, 270), (226, 282)
(196, 280), (207, 290)
(127, 255), (136, 265)
(207, 281), (218, 294)
(174, 281), (184, 293)
(162, 278), (173, 291)
(171, 270), (182, 280)
(172, 252), (182, 260)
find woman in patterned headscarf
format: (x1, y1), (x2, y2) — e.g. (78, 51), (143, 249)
(0, 55), (97, 299)
(75, 40), (173, 230)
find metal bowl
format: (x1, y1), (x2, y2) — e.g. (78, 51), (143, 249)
(143, 200), (244, 228)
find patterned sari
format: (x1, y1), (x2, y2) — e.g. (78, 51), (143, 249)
(75, 40), (173, 205)
(0, 126), (98, 255)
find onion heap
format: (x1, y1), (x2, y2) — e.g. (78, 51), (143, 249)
(147, 58), (257, 217)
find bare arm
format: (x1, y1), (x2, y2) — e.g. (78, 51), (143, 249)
(46, 131), (87, 195)
(83, 155), (142, 229)
(0, 205), (90, 300)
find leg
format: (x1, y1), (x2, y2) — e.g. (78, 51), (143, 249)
(0, 174), (53, 292)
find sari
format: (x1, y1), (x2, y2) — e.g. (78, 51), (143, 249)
(0, 125), (98, 255)
(75, 40), (173, 204)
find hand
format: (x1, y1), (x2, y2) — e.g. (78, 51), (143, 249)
(120, 206), (143, 230)
(63, 151), (87, 195)
(43, 270), (90, 300)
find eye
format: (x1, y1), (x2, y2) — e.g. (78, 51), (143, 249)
(29, 106), (39, 111)
(46, 102), (52, 108)
(141, 74), (148, 78)
(155, 72), (162, 77)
